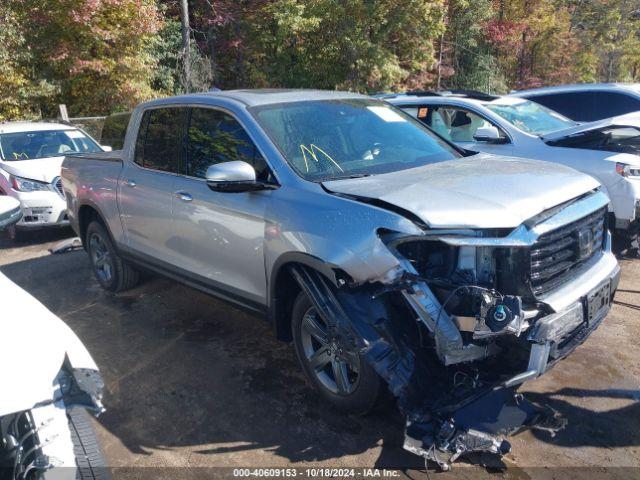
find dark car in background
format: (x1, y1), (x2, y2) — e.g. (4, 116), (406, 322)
(511, 83), (640, 122)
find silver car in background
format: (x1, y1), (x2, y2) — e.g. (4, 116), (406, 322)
(62, 90), (619, 469)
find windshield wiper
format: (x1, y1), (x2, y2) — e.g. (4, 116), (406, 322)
(333, 173), (373, 180)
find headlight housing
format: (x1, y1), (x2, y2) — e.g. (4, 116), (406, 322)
(10, 175), (51, 192)
(615, 162), (640, 178)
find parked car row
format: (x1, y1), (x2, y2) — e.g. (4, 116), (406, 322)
(382, 89), (640, 253)
(1, 83), (637, 471)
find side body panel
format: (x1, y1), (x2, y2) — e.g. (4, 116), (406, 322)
(118, 162), (177, 261)
(61, 152), (126, 244)
(171, 175), (270, 304)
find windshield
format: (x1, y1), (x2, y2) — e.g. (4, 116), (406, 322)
(250, 99), (460, 181)
(485, 100), (577, 135)
(0, 129), (102, 161)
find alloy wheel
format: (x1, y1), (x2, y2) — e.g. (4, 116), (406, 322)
(300, 307), (361, 396)
(89, 233), (114, 284)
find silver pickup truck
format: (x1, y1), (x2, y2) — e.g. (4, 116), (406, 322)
(61, 89), (620, 469)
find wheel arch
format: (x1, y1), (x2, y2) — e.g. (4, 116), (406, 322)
(268, 252), (351, 342)
(77, 202), (114, 247)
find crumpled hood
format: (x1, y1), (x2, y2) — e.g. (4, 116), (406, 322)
(542, 112), (640, 142)
(323, 154), (601, 229)
(0, 157), (64, 183)
(0, 272), (97, 416)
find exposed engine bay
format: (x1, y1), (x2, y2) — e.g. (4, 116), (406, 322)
(289, 194), (619, 470)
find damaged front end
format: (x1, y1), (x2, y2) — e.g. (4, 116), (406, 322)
(291, 191), (619, 470)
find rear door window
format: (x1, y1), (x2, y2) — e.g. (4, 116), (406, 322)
(134, 107), (187, 173)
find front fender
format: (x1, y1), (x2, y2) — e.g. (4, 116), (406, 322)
(264, 185), (425, 321)
(0, 272), (101, 416)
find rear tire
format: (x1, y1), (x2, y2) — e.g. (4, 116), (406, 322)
(86, 220), (139, 292)
(67, 407), (111, 480)
(291, 291), (385, 414)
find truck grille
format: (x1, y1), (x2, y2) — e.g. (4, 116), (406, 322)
(53, 176), (64, 198)
(530, 208), (606, 297)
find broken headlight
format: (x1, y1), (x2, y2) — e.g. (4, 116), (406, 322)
(381, 233), (533, 365)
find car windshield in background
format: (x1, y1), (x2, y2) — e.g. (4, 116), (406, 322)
(0, 129), (101, 161)
(485, 99), (577, 135)
(250, 99), (460, 182)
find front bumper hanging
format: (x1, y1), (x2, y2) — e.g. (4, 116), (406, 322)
(290, 262), (618, 470)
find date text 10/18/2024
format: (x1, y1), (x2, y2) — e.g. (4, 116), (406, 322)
(233, 469), (401, 477)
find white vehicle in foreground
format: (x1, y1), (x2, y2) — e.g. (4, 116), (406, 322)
(385, 91), (640, 252)
(0, 197), (107, 479)
(0, 122), (104, 241)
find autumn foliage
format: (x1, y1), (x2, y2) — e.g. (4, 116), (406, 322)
(1, 0), (639, 120)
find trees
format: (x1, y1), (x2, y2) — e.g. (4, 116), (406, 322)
(9, 0), (162, 117)
(437, 0), (507, 92)
(251, 0), (445, 92)
(185, 0), (445, 93)
(0, 5), (48, 121)
(570, 0), (640, 82)
(0, 0), (639, 120)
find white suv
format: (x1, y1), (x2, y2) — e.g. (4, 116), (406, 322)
(385, 91), (640, 253)
(0, 122), (104, 240)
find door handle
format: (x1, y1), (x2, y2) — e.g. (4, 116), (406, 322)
(125, 179), (137, 188)
(174, 191), (193, 202)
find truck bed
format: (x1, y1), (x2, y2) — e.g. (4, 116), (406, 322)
(66, 150), (123, 163)
(61, 150), (126, 243)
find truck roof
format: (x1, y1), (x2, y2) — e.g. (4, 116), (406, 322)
(142, 89), (368, 108)
(0, 121), (76, 134)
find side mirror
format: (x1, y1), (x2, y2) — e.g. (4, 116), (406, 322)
(0, 197), (23, 230)
(206, 161), (277, 193)
(101, 145), (113, 152)
(473, 126), (509, 144)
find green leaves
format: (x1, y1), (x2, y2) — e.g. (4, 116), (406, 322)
(1, 0), (639, 121)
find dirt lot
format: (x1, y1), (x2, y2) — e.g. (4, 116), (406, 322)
(1, 228), (639, 479)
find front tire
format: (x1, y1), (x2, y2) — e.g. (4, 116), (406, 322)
(291, 291), (385, 414)
(67, 407), (111, 480)
(86, 221), (139, 292)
